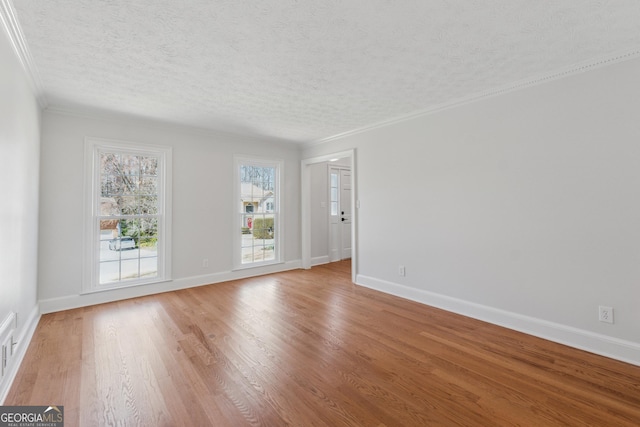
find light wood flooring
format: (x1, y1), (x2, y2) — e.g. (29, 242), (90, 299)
(5, 261), (640, 426)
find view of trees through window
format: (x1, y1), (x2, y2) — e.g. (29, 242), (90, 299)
(240, 164), (278, 264)
(98, 151), (160, 284)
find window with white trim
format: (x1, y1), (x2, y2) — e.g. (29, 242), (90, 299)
(235, 157), (282, 268)
(84, 138), (171, 292)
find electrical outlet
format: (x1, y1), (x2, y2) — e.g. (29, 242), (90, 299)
(399, 265), (406, 277)
(202, 258), (209, 268)
(598, 306), (614, 324)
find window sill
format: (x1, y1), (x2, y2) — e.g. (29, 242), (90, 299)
(233, 260), (283, 272)
(82, 276), (173, 295)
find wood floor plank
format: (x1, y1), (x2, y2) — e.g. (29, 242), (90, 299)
(5, 260), (640, 426)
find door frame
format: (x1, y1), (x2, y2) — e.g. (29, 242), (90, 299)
(301, 149), (356, 283)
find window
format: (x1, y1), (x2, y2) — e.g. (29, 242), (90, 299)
(330, 171), (339, 216)
(83, 138), (171, 292)
(235, 157), (282, 268)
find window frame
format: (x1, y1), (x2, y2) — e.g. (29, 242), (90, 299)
(82, 137), (172, 293)
(233, 156), (283, 270)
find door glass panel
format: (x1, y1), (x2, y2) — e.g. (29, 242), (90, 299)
(330, 172), (339, 216)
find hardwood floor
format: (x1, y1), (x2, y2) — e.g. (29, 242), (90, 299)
(5, 260), (640, 426)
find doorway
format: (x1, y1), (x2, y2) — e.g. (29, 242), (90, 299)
(301, 150), (356, 283)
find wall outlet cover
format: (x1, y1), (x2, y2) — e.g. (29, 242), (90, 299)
(598, 306), (614, 324)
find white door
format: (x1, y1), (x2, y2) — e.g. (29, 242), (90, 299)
(329, 166), (351, 261)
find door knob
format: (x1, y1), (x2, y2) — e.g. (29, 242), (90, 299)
(341, 218), (346, 222)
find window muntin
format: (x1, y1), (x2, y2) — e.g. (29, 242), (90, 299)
(84, 139), (171, 292)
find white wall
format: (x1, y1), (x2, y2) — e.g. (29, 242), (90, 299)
(38, 110), (301, 312)
(303, 57), (640, 365)
(0, 27), (41, 398)
(310, 162), (329, 263)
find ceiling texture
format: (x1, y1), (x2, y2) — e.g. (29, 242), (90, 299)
(6, 1), (640, 144)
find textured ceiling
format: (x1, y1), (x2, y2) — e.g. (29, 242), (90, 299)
(9, 1), (640, 143)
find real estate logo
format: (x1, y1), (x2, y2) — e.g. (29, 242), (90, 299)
(0, 406), (63, 427)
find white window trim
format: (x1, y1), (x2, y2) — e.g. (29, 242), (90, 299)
(233, 155), (283, 270)
(82, 137), (172, 293)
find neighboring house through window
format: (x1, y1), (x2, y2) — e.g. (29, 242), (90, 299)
(83, 138), (172, 292)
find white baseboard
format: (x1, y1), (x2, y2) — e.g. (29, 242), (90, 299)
(356, 274), (640, 367)
(311, 255), (330, 266)
(39, 260), (302, 314)
(0, 305), (40, 404)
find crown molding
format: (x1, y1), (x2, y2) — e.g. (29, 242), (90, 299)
(306, 49), (640, 148)
(0, 0), (47, 108)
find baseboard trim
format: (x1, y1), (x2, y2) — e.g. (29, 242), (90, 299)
(356, 274), (640, 367)
(0, 305), (40, 404)
(311, 255), (330, 266)
(39, 260), (303, 314)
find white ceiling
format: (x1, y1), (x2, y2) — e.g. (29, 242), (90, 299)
(8, 1), (640, 144)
